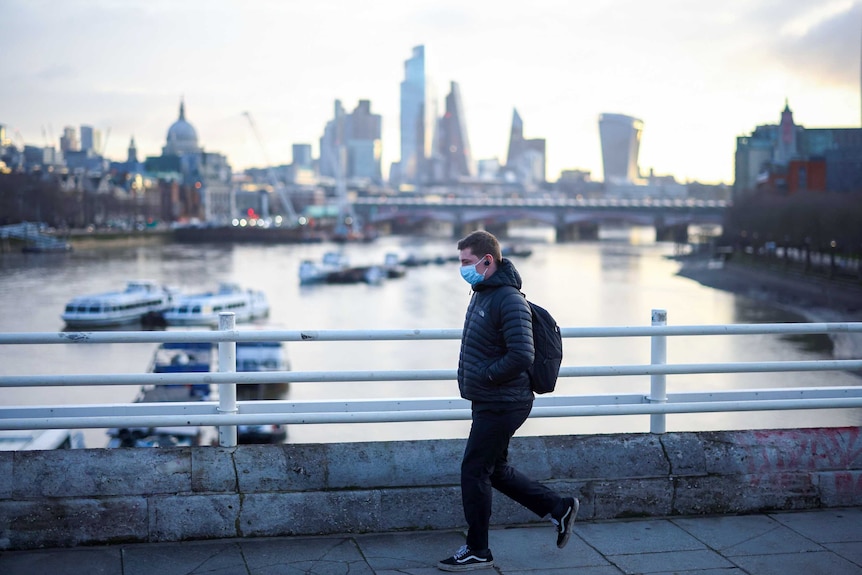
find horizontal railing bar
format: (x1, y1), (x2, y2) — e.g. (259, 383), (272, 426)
(3, 359), (862, 387)
(3, 397), (862, 430)
(3, 388), (859, 420)
(1, 322), (861, 345)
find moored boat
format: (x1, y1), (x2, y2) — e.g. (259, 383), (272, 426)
(108, 339), (291, 447)
(299, 251), (350, 284)
(383, 253), (407, 279)
(235, 341), (290, 444)
(299, 251), (384, 285)
(61, 280), (176, 329)
(107, 341), (213, 447)
(161, 283), (269, 326)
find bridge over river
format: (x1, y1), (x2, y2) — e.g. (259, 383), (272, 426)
(351, 196), (729, 241)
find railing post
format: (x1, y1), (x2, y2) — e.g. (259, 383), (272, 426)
(217, 312), (237, 447)
(649, 309), (667, 434)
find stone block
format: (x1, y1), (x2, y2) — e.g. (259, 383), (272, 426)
(233, 443), (322, 493)
(0, 496), (147, 550)
(394, 439), (463, 487)
(12, 448), (190, 498)
(814, 470), (862, 507)
(660, 432), (707, 476)
(326, 442), (398, 489)
(379, 486), (462, 531)
(191, 447), (237, 493)
(240, 490), (381, 537)
(148, 493), (240, 542)
(544, 434), (668, 481)
(508, 437), (553, 480)
(590, 478), (673, 519)
(701, 428), (862, 477)
(0, 453), (12, 499)
(673, 472), (819, 515)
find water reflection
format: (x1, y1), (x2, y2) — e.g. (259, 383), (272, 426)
(0, 232), (859, 447)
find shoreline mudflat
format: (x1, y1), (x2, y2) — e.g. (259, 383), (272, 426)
(676, 256), (862, 359)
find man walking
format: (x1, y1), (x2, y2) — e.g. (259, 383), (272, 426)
(438, 230), (578, 571)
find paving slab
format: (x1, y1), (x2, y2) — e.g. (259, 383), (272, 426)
(608, 549), (734, 574)
(671, 514), (823, 556)
(0, 546), (121, 575)
(730, 550), (862, 575)
(575, 518), (706, 555)
(0, 508), (861, 575)
(123, 540), (247, 575)
(241, 536), (372, 575)
(769, 507), (862, 544)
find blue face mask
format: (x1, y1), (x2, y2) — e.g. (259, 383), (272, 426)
(460, 261), (486, 285)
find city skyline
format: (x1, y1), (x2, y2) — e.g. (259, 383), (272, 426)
(1, 0), (860, 184)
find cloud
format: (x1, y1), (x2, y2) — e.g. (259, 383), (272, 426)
(762, 1), (861, 88)
(737, 0), (862, 90)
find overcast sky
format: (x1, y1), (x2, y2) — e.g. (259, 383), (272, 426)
(1, 0), (860, 184)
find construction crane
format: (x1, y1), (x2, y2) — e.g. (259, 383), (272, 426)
(242, 112), (299, 226)
(99, 126), (111, 157)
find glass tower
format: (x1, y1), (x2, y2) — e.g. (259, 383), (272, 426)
(439, 81), (474, 181)
(400, 45), (435, 185)
(598, 113), (643, 183)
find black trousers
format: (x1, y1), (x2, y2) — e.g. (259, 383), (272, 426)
(462, 402), (562, 550)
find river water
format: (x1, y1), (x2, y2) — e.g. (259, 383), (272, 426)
(1, 228), (860, 447)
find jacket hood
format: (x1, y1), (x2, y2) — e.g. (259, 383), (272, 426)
(473, 257), (522, 292)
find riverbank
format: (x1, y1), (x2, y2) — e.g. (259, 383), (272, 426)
(676, 255), (862, 359)
(66, 229), (172, 250)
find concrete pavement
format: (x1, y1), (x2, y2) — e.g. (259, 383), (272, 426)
(2, 507), (862, 574)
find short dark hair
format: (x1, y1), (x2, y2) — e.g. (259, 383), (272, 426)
(457, 230), (501, 262)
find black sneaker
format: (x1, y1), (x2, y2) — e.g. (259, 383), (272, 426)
(551, 497), (579, 548)
(437, 545), (494, 571)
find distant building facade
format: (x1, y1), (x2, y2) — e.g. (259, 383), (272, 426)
(437, 81), (474, 182)
(59, 127), (79, 154)
(598, 113), (643, 184)
(505, 109), (546, 187)
(79, 125), (102, 154)
(144, 99), (233, 224)
(734, 101), (862, 197)
(319, 99), (383, 185)
(399, 45), (436, 187)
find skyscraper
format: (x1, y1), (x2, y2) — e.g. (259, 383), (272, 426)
(399, 45), (436, 186)
(80, 125), (102, 154)
(505, 109), (546, 185)
(598, 113), (643, 183)
(292, 144), (313, 169)
(439, 81), (474, 181)
(319, 100), (383, 184)
(346, 100), (382, 183)
(59, 127), (79, 153)
(506, 109), (524, 168)
(319, 100), (347, 180)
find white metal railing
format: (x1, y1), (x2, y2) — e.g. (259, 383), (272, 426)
(1, 311), (862, 448)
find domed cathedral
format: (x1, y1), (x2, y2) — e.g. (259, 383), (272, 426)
(163, 100), (200, 156)
(144, 99), (234, 225)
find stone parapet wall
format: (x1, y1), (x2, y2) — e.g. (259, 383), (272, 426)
(1, 427), (860, 550)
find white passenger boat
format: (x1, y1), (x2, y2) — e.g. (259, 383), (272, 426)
(162, 283), (270, 326)
(61, 280), (176, 328)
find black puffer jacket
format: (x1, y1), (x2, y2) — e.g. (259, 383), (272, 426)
(457, 258), (534, 404)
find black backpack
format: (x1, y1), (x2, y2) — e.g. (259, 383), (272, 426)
(522, 293), (563, 394)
